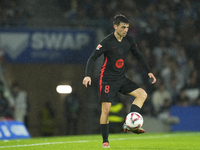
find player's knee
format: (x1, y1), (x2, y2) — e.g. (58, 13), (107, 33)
(102, 108), (110, 115)
(102, 105), (111, 115)
(136, 88), (147, 100)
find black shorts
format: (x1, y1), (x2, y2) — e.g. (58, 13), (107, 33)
(99, 76), (139, 103)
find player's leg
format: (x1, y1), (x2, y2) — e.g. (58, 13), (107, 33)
(119, 78), (147, 134)
(100, 102), (111, 124)
(100, 102), (111, 148)
(123, 88), (147, 133)
(99, 80), (120, 147)
(128, 88), (147, 112)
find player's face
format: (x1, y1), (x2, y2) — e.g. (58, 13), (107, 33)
(114, 22), (129, 37)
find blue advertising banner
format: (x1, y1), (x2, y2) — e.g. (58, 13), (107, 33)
(0, 29), (95, 63)
(0, 121), (31, 140)
(170, 106), (200, 132)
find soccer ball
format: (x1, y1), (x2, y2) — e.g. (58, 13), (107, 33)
(125, 112), (143, 128)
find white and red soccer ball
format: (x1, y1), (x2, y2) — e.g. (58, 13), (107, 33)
(125, 112), (144, 128)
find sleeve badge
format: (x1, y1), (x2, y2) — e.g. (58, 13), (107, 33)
(96, 44), (102, 50)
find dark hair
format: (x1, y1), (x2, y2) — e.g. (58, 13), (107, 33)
(113, 14), (130, 26)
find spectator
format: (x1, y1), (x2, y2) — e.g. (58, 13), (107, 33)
(39, 101), (55, 136)
(64, 84), (81, 135)
(153, 41), (168, 70)
(11, 82), (28, 123)
(157, 99), (180, 125)
(160, 58), (185, 92)
(175, 88), (190, 107)
(183, 70), (200, 105)
(151, 82), (171, 116)
(177, 46), (187, 67)
(195, 96), (200, 106)
(181, 58), (195, 82)
(0, 91), (12, 120)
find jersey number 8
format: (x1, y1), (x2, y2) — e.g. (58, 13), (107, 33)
(105, 85), (110, 93)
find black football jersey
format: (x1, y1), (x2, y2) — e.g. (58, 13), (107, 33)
(85, 33), (151, 81)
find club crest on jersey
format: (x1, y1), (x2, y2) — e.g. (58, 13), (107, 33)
(96, 44), (102, 50)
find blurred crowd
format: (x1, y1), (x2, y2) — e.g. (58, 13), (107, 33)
(58, 0), (200, 119)
(0, 0), (29, 27)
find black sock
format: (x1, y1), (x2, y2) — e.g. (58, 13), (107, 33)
(100, 124), (109, 143)
(130, 104), (141, 113)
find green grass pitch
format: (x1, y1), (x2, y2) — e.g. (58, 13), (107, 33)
(0, 132), (200, 150)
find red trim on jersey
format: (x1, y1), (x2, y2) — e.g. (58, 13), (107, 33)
(99, 57), (108, 95)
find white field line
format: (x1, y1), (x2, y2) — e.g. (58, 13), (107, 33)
(0, 133), (199, 149)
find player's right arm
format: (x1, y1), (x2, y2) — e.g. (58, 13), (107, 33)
(83, 40), (107, 87)
(82, 50), (102, 88)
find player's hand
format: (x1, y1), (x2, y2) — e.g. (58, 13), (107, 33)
(148, 73), (156, 84)
(82, 76), (91, 87)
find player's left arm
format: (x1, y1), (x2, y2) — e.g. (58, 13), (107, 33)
(130, 38), (156, 84)
(148, 72), (156, 84)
